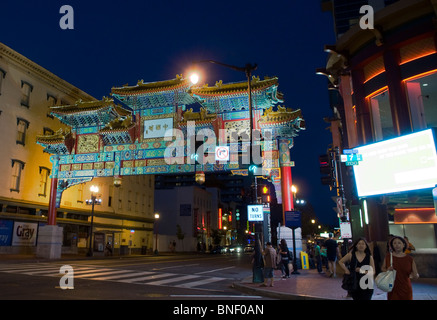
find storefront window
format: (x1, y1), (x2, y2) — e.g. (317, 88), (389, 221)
(405, 70), (437, 130)
(369, 88), (394, 141)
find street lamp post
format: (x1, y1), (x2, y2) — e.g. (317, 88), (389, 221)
(154, 213), (160, 255)
(190, 60), (262, 282)
(86, 185), (101, 257)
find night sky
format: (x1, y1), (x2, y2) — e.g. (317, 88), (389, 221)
(1, 1), (338, 225)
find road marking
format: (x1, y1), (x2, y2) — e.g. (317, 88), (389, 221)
(118, 272), (172, 283)
(0, 263), (229, 290)
(74, 270), (131, 278)
(92, 271), (155, 281)
(152, 263), (199, 271)
(176, 277), (224, 288)
(146, 274), (199, 286)
(195, 266), (235, 275)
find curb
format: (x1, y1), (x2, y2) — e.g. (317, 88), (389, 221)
(232, 276), (335, 300)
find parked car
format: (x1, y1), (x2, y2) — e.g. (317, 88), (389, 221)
(210, 245), (227, 254)
(229, 245), (243, 254)
(244, 245), (255, 253)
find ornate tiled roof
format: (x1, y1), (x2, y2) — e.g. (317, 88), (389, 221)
(49, 97), (131, 128)
(111, 74), (191, 95)
(190, 76), (283, 113)
(99, 116), (136, 145)
(111, 75), (197, 110)
(258, 106), (306, 138)
(36, 128), (75, 154)
(190, 76), (280, 96)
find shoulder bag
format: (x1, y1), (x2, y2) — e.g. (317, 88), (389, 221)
(375, 252), (396, 292)
(341, 254), (358, 291)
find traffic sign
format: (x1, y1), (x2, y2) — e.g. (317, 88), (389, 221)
(345, 161), (359, 166)
(343, 148), (359, 154)
(340, 154), (363, 162)
(340, 222), (352, 238)
(215, 146), (230, 161)
(284, 210), (301, 228)
(247, 205), (264, 221)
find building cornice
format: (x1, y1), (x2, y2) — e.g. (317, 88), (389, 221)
(0, 42), (95, 102)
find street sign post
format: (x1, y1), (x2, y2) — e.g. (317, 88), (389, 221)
(284, 210), (301, 274)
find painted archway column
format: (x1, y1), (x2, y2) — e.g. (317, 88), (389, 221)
(37, 155), (63, 259)
(47, 155), (60, 225)
(278, 138), (294, 224)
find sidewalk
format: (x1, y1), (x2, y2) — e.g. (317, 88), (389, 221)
(233, 268), (437, 300)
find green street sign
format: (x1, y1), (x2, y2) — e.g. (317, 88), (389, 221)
(345, 161), (359, 166)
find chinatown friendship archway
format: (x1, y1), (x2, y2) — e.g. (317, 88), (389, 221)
(36, 74), (305, 259)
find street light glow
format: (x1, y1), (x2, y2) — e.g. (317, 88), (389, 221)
(90, 185), (99, 193)
(154, 213), (160, 219)
(190, 73), (199, 84)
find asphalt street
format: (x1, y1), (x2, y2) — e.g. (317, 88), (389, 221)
(0, 253), (263, 300)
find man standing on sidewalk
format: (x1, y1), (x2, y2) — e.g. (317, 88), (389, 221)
(325, 233), (340, 278)
(261, 242), (277, 287)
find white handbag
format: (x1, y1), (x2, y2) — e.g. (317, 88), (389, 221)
(375, 252), (396, 292)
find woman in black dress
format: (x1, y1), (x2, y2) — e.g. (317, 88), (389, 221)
(339, 237), (375, 300)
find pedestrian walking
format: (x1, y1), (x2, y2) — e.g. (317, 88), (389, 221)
(276, 244), (285, 276)
(279, 239), (291, 278)
(314, 241), (323, 273)
(325, 233), (340, 277)
(339, 237), (375, 300)
(261, 242), (277, 287)
(382, 236), (419, 300)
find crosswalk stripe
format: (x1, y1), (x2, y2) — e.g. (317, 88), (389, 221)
(118, 272), (173, 283)
(175, 277), (224, 288)
(21, 268), (66, 275)
(0, 264), (227, 290)
(92, 271), (155, 281)
(0, 264), (53, 272)
(74, 270), (131, 278)
(2, 267), (60, 273)
(145, 274), (199, 286)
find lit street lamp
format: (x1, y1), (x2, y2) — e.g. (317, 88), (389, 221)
(190, 60), (263, 283)
(86, 185), (101, 257)
(154, 213), (160, 255)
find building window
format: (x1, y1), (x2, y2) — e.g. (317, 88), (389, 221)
(46, 94), (57, 119)
(405, 70), (437, 130)
(368, 88), (394, 141)
(43, 127), (54, 136)
(0, 68), (6, 95)
(38, 167), (50, 197)
(11, 159), (25, 192)
(20, 81), (33, 108)
(16, 118), (30, 145)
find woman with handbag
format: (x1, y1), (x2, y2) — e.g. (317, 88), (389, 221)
(382, 236), (419, 300)
(279, 239), (291, 279)
(338, 237), (375, 300)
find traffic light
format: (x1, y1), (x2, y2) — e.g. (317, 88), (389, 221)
(261, 185), (270, 203)
(319, 152), (337, 188)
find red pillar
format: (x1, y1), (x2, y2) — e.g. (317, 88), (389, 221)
(281, 166), (294, 224)
(278, 138), (294, 224)
(47, 177), (58, 226)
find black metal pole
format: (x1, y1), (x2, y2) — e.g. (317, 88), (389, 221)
(291, 227), (300, 274)
(87, 195), (95, 257)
